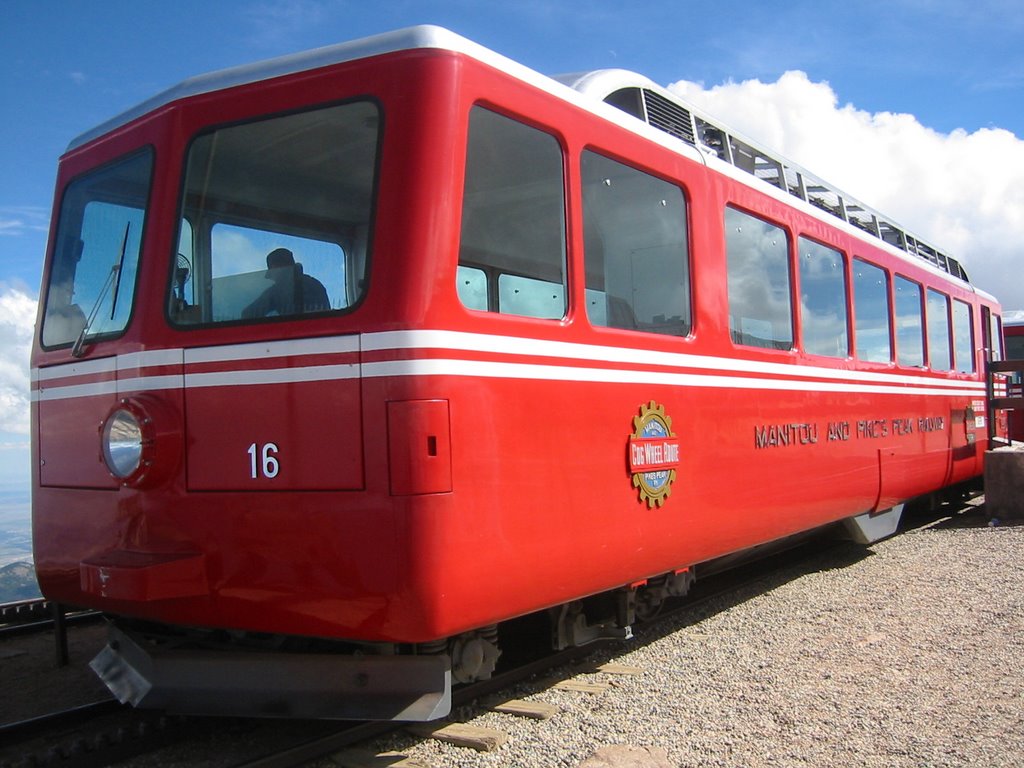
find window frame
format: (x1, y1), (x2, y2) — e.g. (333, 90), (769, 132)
(724, 205), (795, 352)
(893, 274), (926, 368)
(951, 298), (975, 374)
(456, 103), (569, 322)
(40, 146), (155, 350)
(580, 148), (693, 338)
(851, 257), (893, 364)
(167, 98), (382, 329)
(988, 310), (1004, 362)
(925, 287), (953, 372)
(796, 235), (850, 359)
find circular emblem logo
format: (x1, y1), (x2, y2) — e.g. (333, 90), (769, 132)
(628, 401), (680, 508)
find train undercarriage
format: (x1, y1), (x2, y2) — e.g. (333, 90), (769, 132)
(88, 498), (933, 721)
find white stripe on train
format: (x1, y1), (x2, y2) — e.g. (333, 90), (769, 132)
(31, 329), (986, 402)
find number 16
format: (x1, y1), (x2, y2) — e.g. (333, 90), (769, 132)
(248, 442), (280, 479)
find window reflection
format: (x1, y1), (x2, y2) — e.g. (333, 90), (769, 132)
(798, 238), (848, 357)
(41, 150), (152, 348)
(853, 259), (892, 363)
(171, 100), (377, 326)
(952, 299), (975, 373)
(726, 207), (792, 350)
(926, 289), (952, 372)
(457, 107), (565, 319)
(894, 276), (924, 367)
(582, 152), (690, 336)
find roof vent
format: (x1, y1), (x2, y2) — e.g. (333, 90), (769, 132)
(641, 90), (696, 146)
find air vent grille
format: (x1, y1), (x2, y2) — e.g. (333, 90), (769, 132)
(642, 90), (696, 146)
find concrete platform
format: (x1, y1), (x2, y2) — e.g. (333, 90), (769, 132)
(984, 443), (1024, 520)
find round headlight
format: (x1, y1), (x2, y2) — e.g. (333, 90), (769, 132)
(102, 407), (144, 479)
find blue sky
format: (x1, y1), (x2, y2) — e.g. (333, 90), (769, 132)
(1, 1), (1023, 521)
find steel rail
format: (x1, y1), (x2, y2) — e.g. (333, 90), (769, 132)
(0, 608), (103, 640)
(0, 699), (122, 743)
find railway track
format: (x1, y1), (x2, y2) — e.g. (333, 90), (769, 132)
(0, 599), (102, 639)
(0, 700), (193, 768)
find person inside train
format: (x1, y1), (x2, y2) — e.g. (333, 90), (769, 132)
(241, 247), (330, 318)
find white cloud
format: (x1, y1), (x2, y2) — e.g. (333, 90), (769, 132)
(0, 287), (37, 436)
(0, 220), (23, 236)
(0, 206), (49, 238)
(667, 71), (1024, 314)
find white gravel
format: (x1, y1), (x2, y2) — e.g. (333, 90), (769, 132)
(330, 507), (1024, 767)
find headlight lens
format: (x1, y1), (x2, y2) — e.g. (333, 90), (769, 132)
(102, 407), (144, 479)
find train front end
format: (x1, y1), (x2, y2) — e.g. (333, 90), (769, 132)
(30, 29), (479, 721)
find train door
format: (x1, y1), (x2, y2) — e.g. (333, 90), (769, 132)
(166, 99), (380, 492)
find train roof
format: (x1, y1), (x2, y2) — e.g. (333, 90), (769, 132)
(65, 26), (497, 152)
(557, 69), (972, 286)
(66, 25), (984, 298)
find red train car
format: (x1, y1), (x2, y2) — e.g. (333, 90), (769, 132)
(1004, 321), (1024, 441)
(31, 27), (1006, 720)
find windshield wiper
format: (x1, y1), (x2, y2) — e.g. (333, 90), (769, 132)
(70, 222), (130, 358)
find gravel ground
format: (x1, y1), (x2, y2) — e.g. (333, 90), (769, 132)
(0, 622), (110, 723)
(325, 505), (1024, 768)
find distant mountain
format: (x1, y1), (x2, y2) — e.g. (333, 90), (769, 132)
(0, 561), (41, 602)
(0, 483), (34, 572)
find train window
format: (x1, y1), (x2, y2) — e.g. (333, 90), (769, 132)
(990, 312), (1004, 361)
(1007, 326), (1024, 360)
(458, 107), (566, 319)
(457, 266), (488, 311)
(581, 151), (690, 336)
(41, 149), (153, 348)
(173, 219), (194, 312)
(585, 288), (609, 325)
(170, 100), (378, 326)
(952, 300), (975, 373)
(852, 259), (892, 363)
(725, 207), (792, 350)
(798, 238), (848, 357)
(926, 288), (952, 371)
(203, 224), (344, 321)
(894, 276), (924, 367)
(499, 274), (565, 318)
(603, 87), (644, 120)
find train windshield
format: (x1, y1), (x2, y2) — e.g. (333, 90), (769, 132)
(170, 100), (379, 325)
(40, 149), (153, 348)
